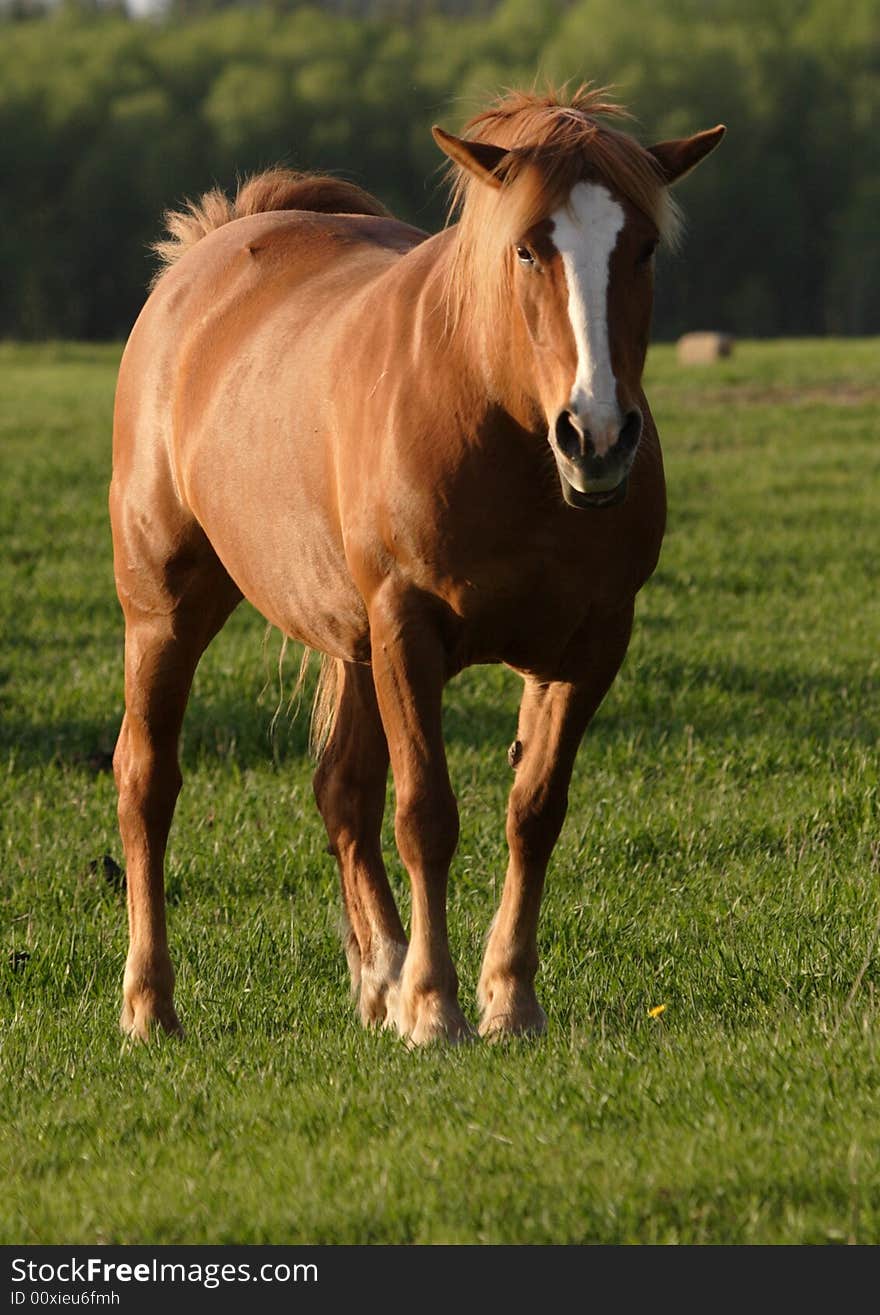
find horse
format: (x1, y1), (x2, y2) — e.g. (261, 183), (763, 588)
(110, 85), (724, 1044)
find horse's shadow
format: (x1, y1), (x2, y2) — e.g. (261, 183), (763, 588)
(0, 662), (520, 776)
(601, 654), (876, 751)
(3, 650), (870, 780)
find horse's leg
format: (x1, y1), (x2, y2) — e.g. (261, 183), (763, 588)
(478, 604), (635, 1038)
(113, 545), (241, 1040)
(368, 590), (470, 1044)
(313, 661), (407, 1025)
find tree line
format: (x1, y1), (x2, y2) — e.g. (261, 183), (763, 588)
(1, 0), (877, 340)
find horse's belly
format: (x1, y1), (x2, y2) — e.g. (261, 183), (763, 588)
(230, 538), (370, 662)
(181, 436), (370, 660)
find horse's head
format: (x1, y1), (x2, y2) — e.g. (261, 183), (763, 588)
(434, 90), (724, 509)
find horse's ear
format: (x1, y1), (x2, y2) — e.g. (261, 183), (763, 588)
(432, 126), (511, 189)
(648, 125), (726, 185)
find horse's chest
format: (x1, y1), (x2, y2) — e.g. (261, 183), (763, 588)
(432, 537), (645, 674)
(382, 429), (663, 673)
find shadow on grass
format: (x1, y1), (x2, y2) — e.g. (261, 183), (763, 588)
(2, 654), (873, 774)
(601, 655), (877, 749)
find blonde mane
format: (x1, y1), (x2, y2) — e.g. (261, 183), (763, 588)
(442, 85), (680, 360)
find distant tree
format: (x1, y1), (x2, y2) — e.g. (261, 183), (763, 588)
(0, 0), (876, 338)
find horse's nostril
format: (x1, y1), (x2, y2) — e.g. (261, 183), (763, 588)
(555, 410), (587, 460)
(619, 409), (643, 453)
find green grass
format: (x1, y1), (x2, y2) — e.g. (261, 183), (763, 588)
(2, 338), (879, 1244)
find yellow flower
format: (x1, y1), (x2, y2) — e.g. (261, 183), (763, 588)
(648, 1004), (667, 1019)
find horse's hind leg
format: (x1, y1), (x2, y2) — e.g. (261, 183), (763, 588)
(112, 532), (241, 1040)
(313, 661), (407, 1025)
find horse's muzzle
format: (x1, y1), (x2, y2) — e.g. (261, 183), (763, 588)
(550, 406), (642, 510)
(559, 472), (629, 509)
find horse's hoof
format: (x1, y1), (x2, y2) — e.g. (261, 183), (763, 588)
(479, 1011), (546, 1042)
(357, 939), (408, 1027)
(386, 988), (473, 1046)
(120, 995), (183, 1042)
(408, 1006), (475, 1047)
(477, 980), (547, 1040)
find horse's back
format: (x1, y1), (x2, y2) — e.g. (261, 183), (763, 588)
(134, 207), (427, 464)
(155, 207), (426, 309)
(123, 208), (427, 399)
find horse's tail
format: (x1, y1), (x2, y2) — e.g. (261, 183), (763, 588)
(285, 648), (342, 761)
(310, 654), (342, 759)
(151, 168), (391, 285)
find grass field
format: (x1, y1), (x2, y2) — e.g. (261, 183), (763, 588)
(1, 338), (879, 1244)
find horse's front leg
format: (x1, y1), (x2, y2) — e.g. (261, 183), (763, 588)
(478, 604), (635, 1038)
(368, 587), (471, 1045)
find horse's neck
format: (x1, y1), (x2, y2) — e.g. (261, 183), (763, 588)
(409, 232), (542, 439)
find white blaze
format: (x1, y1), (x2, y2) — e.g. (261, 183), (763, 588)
(550, 182), (625, 454)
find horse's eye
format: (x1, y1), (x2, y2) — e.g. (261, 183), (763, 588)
(515, 245), (535, 267)
(636, 240), (658, 268)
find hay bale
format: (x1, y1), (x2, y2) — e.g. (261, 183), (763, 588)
(676, 332), (734, 364)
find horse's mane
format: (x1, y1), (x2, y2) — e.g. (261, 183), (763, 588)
(150, 169), (390, 287)
(442, 85), (680, 366)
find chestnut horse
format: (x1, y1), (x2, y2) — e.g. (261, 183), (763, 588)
(110, 86), (723, 1044)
